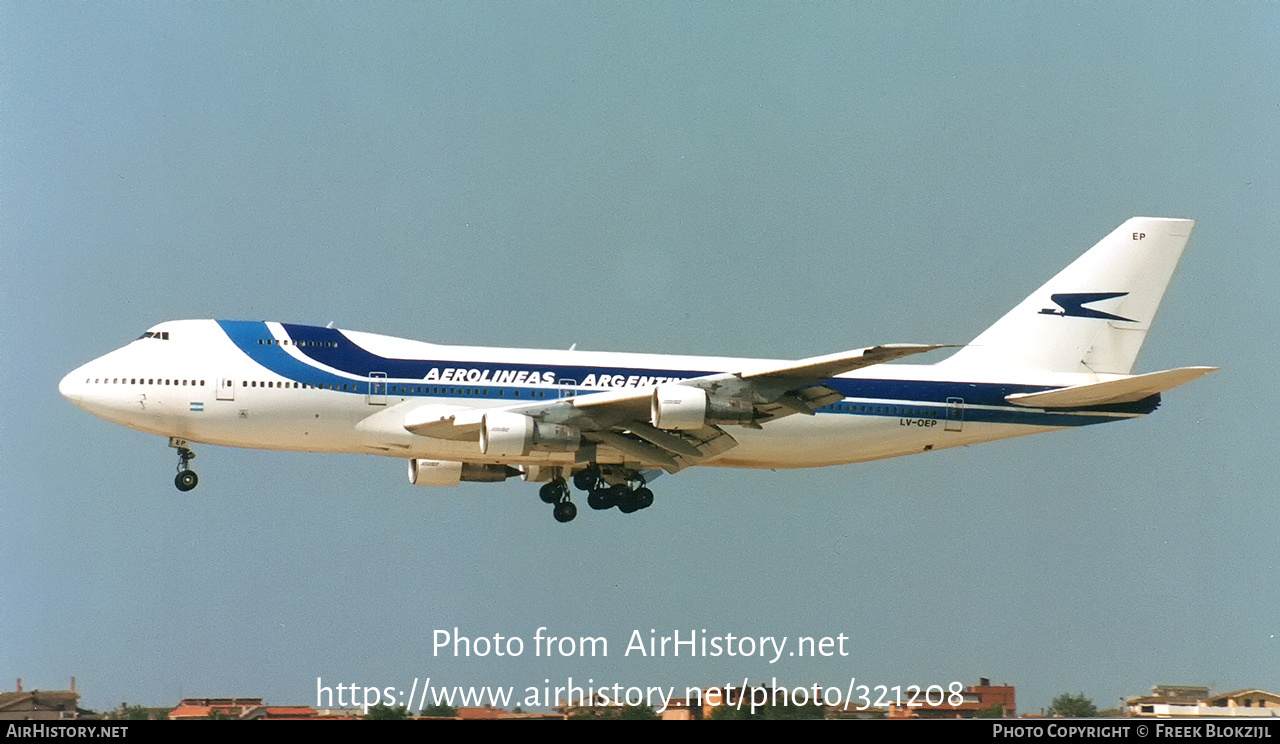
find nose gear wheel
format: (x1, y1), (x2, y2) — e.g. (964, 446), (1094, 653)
(173, 447), (198, 492)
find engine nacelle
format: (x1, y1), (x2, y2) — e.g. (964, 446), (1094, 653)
(650, 385), (754, 430)
(520, 465), (556, 483)
(479, 411), (580, 458)
(407, 459), (514, 486)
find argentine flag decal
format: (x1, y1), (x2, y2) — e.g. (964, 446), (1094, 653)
(190, 402), (204, 412)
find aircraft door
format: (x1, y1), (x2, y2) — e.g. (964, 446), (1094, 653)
(368, 372), (387, 406)
(216, 377), (235, 401)
(945, 397), (964, 431)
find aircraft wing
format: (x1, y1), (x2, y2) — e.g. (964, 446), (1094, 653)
(695, 343), (953, 414)
(403, 343), (947, 471)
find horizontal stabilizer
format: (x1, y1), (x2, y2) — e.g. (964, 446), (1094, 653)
(1005, 366), (1216, 408)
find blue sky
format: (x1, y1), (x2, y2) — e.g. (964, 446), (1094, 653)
(3, 2), (1277, 715)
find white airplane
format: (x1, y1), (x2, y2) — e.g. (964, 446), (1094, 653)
(61, 217), (1214, 523)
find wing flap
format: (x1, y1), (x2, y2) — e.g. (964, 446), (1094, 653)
(681, 425), (738, 459)
(585, 431), (681, 471)
(623, 421), (707, 458)
(756, 384), (844, 420)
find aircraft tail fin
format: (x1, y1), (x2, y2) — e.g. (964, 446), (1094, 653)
(941, 217), (1195, 375)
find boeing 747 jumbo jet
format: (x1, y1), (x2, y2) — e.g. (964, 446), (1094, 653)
(61, 217), (1214, 523)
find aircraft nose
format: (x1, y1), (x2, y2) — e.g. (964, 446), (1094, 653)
(59, 368), (84, 404)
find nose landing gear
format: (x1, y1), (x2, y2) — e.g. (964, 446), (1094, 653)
(170, 438), (198, 492)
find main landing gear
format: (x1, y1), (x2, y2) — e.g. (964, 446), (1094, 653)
(539, 466), (655, 523)
(539, 478), (577, 524)
(172, 441), (198, 492)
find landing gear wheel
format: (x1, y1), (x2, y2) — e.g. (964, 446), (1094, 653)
(572, 467), (600, 492)
(539, 480), (566, 504)
(633, 487), (654, 510)
(173, 446), (198, 491)
(587, 490), (611, 510)
(175, 470), (199, 492)
(552, 500), (577, 523)
(607, 484), (629, 509)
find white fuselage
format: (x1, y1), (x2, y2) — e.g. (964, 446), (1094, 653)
(59, 319), (1144, 472)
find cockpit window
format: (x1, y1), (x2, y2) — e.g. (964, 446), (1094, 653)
(137, 331), (170, 340)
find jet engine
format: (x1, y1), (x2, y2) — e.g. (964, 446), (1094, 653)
(407, 459), (516, 486)
(650, 385), (754, 430)
(479, 411), (580, 457)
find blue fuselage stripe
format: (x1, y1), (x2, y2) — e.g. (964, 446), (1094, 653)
(216, 321), (1156, 428)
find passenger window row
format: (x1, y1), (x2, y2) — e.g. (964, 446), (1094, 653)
(827, 402), (937, 417)
(236, 382), (551, 398)
(84, 377), (555, 400)
(88, 378), (204, 386)
(383, 385), (549, 399)
(258, 338), (337, 348)
(243, 381), (353, 391)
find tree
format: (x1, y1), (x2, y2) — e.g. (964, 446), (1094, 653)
(106, 703), (150, 720)
(418, 703), (458, 717)
(975, 703), (1006, 718)
(709, 699), (825, 720)
(365, 703), (411, 720)
(1048, 693), (1097, 718)
(617, 704), (659, 720)
(569, 704), (658, 720)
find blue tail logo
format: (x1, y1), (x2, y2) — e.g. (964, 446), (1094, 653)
(1038, 292), (1135, 322)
